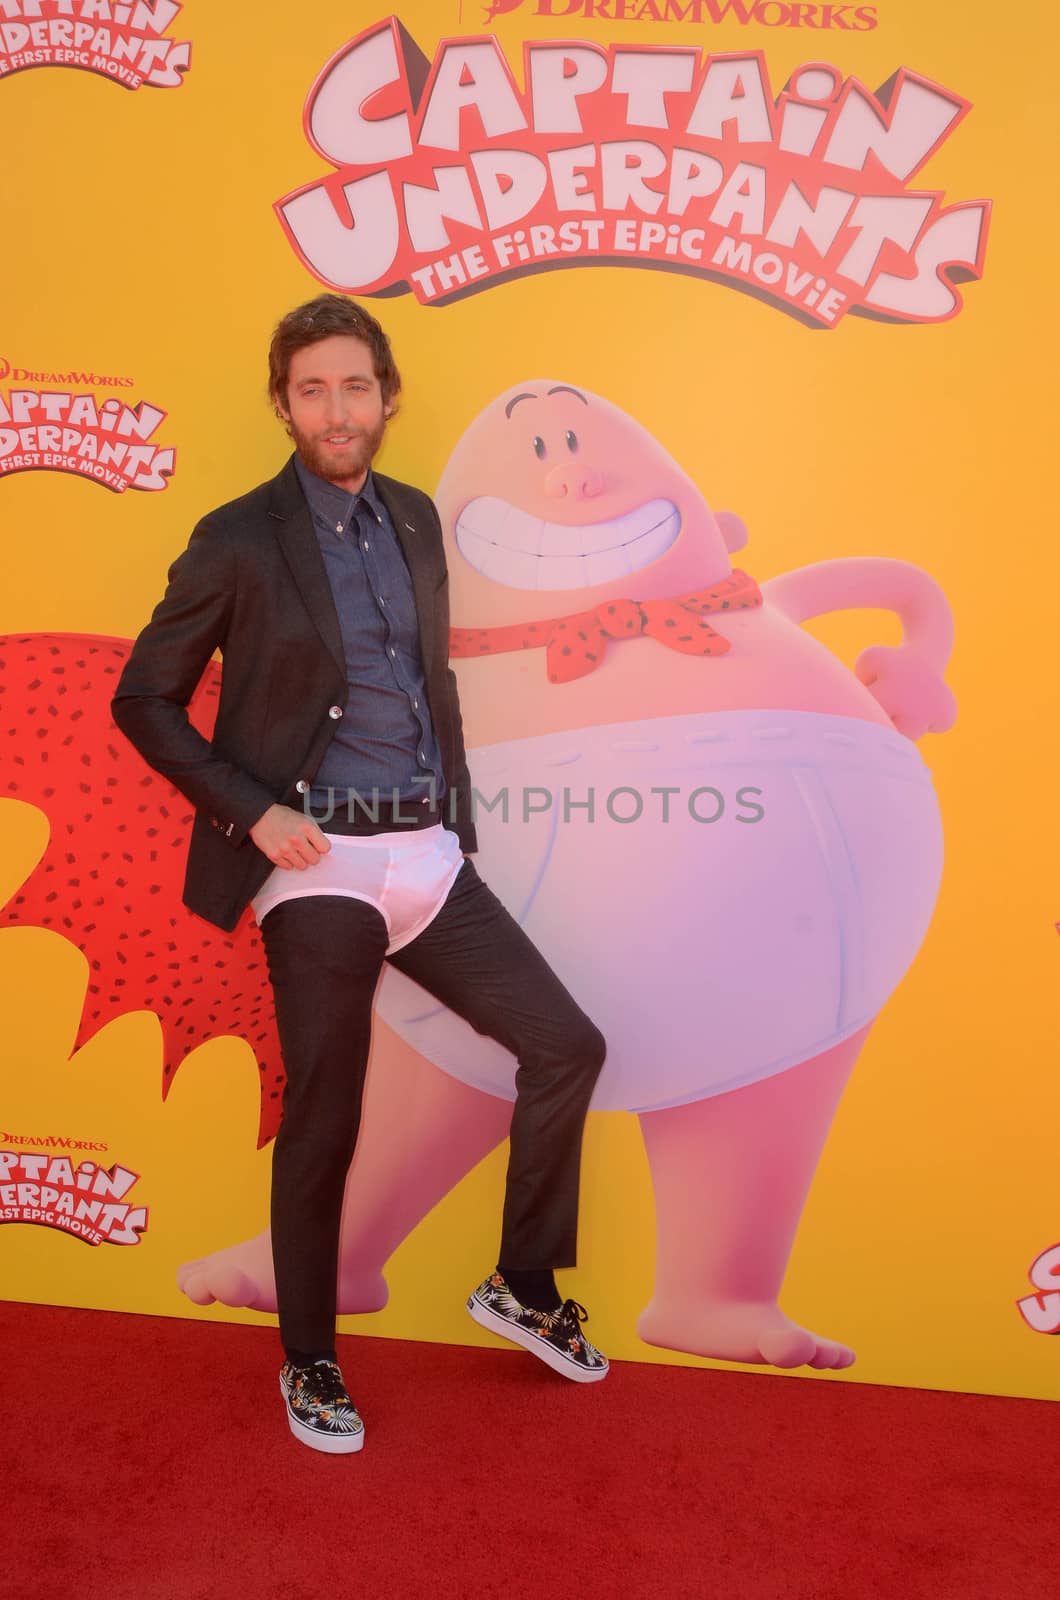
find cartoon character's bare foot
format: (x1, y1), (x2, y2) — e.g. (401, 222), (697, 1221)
(637, 1298), (855, 1371)
(177, 1230), (278, 1311)
(177, 1233), (391, 1314)
(336, 1258), (389, 1315)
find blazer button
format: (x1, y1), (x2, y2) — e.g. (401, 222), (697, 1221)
(295, 779), (309, 794)
(328, 705), (343, 720)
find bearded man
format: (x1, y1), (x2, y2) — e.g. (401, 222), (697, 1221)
(112, 295), (608, 1455)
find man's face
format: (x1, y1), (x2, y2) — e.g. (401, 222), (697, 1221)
(279, 334), (390, 491)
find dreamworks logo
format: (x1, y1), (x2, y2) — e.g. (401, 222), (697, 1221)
(481, 0), (879, 24)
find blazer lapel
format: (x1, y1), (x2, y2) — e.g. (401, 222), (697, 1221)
(266, 458), (346, 677)
(374, 476), (435, 670)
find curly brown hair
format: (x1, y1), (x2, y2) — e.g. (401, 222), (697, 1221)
(267, 294), (401, 417)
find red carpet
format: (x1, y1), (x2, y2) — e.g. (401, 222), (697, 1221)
(5, 1300), (1052, 1600)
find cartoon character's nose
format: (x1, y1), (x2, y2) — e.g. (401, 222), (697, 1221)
(545, 463), (604, 500)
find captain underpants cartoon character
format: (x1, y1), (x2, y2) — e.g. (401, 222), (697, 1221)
(177, 380), (956, 1371)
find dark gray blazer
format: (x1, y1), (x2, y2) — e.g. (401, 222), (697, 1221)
(111, 456), (477, 932)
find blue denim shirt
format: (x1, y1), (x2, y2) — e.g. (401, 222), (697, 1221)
(294, 457), (444, 817)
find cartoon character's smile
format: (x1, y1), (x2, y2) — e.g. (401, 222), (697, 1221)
(455, 496), (681, 589)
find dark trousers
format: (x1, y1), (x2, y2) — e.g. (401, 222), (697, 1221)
(259, 859), (606, 1356)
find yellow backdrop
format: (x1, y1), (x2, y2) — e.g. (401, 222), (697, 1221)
(1, 0), (1057, 1401)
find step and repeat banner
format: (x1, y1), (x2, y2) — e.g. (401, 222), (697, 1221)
(1, 0), (1057, 1401)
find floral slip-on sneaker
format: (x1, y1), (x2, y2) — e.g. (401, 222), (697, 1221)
(279, 1358), (366, 1454)
(467, 1273), (610, 1383)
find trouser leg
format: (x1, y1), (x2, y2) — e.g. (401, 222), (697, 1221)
(260, 895), (390, 1356)
(388, 860), (606, 1270)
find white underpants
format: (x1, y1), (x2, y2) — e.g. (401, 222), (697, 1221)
(376, 708), (943, 1111)
(251, 824), (465, 955)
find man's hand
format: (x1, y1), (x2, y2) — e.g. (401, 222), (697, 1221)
(249, 804), (331, 870)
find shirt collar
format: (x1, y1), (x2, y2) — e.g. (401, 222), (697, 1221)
(294, 453), (385, 534)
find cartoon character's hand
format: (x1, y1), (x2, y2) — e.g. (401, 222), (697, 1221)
(854, 644), (957, 739)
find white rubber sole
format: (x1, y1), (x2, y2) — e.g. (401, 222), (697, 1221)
(279, 1375), (365, 1454)
(467, 1295), (609, 1383)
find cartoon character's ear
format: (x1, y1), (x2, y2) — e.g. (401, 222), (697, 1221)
(716, 511), (748, 554)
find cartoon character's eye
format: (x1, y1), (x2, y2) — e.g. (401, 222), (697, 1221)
(532, 436), (547, 460)
(565, 430), (579, 454)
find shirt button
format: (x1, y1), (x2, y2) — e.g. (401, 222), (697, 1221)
(413, 698), (419, 708)
(295, 779), (309, 794)
(328, 705), (343, 720)
(363, 540), (370, 551)
(389, 647), (396, 658)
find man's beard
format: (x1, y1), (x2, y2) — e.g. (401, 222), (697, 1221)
(287, 415), (387, 487)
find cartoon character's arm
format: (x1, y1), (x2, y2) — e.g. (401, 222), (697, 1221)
(762, 557), (956, 738)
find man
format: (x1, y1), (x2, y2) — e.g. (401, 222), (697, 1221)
(112, 294), (609, 1456)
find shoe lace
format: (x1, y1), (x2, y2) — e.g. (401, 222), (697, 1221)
(556, 1299), (589, 1332)
(299, 1361), (349, 1406)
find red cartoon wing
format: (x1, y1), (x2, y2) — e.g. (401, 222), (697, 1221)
(0, 633), (284, 1146)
